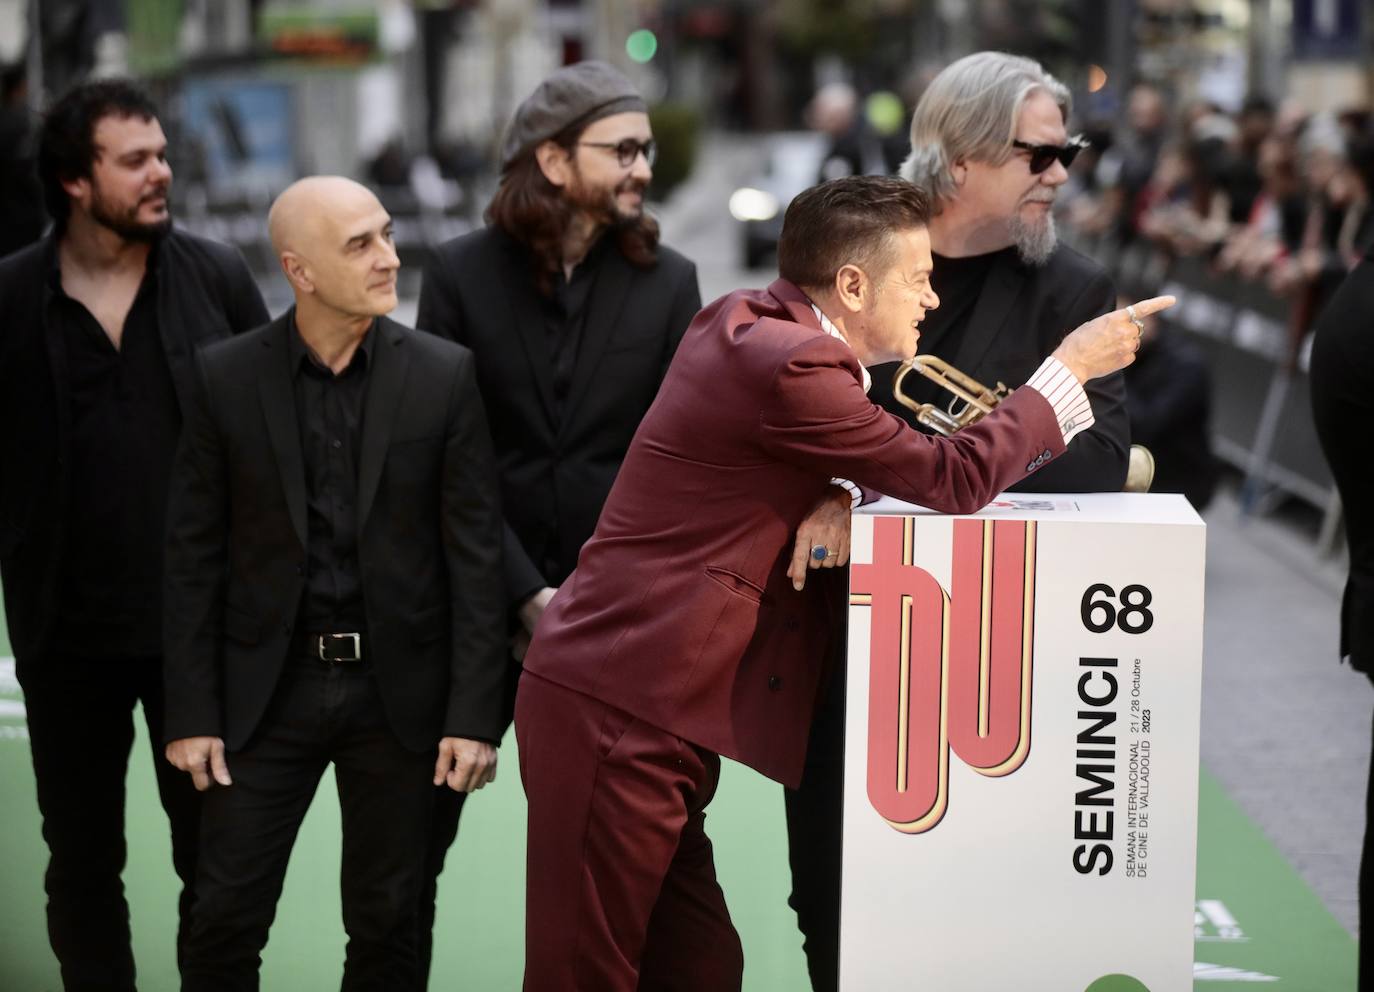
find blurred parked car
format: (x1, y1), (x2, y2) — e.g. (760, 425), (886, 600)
(729, 131), (826, 269)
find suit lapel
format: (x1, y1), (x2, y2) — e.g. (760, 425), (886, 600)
(257, 314), (308, 547)
(949, 253), (1028, 375)
(561, 246), (633, 425)
(151, 237), (196, 414)
(356, 317), (408, 529)
(495, 238), (558, 428)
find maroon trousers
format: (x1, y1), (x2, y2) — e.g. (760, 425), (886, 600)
(515, 672), (744, 991)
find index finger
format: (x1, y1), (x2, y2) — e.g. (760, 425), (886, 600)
(209, 740), (233, 787)
(1121, 295), (1176, 318)
(433, 740), (452, 786)
(788, 535), (811, 591)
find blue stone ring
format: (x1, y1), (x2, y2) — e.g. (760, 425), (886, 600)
(811, 544), (831, 562)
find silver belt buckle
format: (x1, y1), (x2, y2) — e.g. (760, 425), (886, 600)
(319, 632), (362, 662)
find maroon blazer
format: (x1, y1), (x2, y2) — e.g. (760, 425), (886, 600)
(521, 279), (1067, 786)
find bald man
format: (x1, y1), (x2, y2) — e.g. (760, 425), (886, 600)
(163, 176), (505, 990)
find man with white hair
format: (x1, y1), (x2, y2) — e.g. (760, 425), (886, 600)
(786, 51), (1130, 992)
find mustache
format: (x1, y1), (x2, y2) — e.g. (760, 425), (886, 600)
(1021, 191), (1056, 205)
(615, 177), (648, 195)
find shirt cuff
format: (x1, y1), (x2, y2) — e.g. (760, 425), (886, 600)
(829, 478), (863, 509)
(1023, 356), (1094, 445)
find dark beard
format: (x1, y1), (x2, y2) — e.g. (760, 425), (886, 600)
(90, 186), (172, 243)
(566, 172), (646, 228)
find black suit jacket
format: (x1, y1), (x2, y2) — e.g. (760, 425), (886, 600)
(1310, 255), (1374, 672)
(868, 242), (1128, 491)
(162, 313), (506, 752)
(0, 229), (268, 674)
(416, 226), (700, 606)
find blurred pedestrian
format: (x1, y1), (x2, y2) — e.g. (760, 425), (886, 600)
(1120, 295), (1216, 511)
(1096, 81), (1171, 246)
(163, 176), (505, 989)
(0, 77), (267, 990)
(791, 51), (1131, 992)
(1309, 245), (1374, 992)
(806, 81), (877, 182)
(414, 59), (700, 985)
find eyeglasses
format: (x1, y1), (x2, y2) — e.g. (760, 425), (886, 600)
(577, 138), (658, 168)
(1011, 135), (1089, 174)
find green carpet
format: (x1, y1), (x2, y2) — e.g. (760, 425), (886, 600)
(0, 623), (1357, 989)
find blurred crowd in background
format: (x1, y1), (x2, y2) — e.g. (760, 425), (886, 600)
(1064, 81), (1373, 329)
(1, 0), (1372, 533)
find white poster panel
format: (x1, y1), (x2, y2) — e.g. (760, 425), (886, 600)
(841, 494), (1205, 992)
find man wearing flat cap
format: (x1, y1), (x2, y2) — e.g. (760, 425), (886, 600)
(415, 59), (700, 981)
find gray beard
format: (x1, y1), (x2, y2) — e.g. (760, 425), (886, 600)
(1008, 210), (1057, 266)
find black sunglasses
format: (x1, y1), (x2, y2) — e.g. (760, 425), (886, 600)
(577, 138), (658, 168)
(1011, 135), (1089, 174)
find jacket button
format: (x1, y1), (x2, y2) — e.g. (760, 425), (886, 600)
(768, 675), (783, 691)
(785, 618), (800, 632)
(296, 564), (305, 576)
(282, 621), (292, 635)
(1026, 462), (1036, 472)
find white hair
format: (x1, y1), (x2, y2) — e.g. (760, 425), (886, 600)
(899, 52), (1071, 208)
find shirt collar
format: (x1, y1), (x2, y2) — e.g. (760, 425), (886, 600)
(44, 233), (163, 296)
(810, 302), (871, 393)
(289, 313), (376, 378)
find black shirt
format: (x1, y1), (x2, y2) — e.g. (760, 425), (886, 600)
(51, 248), (180, 658)
(288, 321), (374, 632)
(540, 236), (606, 422)
(872, 248), (1009, 421)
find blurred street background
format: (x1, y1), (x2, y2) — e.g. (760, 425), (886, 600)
(2, 0), (1374, 987)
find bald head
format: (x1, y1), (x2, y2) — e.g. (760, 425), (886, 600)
(269, 175), (381, 256)
(269, 175), (399, 317)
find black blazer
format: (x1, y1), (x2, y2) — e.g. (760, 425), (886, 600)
(416, 227), (700, 606)
(0, 229), (268, 674)
(162, 313), (506, 752)
(1310, 256), (1374, 673)
(868, 242), (1129, 491)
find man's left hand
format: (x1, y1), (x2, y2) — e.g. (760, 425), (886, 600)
(788, 486), (853, 591)
(434, 737), (498, 793)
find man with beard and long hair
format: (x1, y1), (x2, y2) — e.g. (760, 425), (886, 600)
(784, 52), (1131, 992)
(0, 78), (267, 990)
(414, 60), (700, 983)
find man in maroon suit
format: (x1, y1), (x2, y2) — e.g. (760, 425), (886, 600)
(514, 175), (1171, 991)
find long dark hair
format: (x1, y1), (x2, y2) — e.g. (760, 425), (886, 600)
(485, 123), (659, 295)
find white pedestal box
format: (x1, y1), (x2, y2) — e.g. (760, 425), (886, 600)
(841, 494), (1205, 992)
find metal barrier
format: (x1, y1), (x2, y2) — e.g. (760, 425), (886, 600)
(1068, 233), (1341, 550)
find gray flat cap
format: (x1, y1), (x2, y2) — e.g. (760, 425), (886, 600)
(500, 61), (647, 169)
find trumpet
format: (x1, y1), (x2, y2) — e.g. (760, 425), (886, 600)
(891, 355), (1010, 436)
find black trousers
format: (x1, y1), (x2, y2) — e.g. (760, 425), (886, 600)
(418, 787), (467, 987)
(21, 653), (202, 992)
(784, 650), (847, 992)
(417, 648), (522, 988)
(182, 662), (434, 992)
